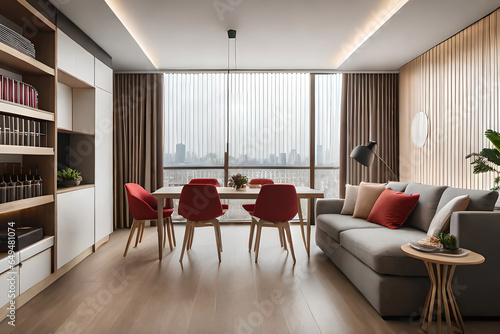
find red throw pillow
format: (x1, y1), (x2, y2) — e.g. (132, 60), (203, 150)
(367, 189), (420, 229)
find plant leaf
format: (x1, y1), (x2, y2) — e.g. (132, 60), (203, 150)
(485, 129), (500, 151)
(480, 148), (500, 165)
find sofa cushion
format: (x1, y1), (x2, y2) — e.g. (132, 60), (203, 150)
(341, 184), (359, 215)
(386, 182), (410, 192)
(340, 228), (428, 276)
(427, 195), (470, 237)
(436, 187), (499, 212)
(353, 182), (386, 219)
(316, 214), (383, 243)
(404, 183), (448, 232)
(367, 189), (420, 229)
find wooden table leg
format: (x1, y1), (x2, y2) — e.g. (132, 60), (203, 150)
(157, 203), (164, 261)
(306, 198), (311, 257)
(297, 198), (306, 250)
(423, 261), (438, 333)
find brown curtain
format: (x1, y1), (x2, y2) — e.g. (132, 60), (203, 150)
(113, 73), (164, 229)
(339, 73), (399, 197)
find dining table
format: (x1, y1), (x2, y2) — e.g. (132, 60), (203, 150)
(152, 186), (324, 260)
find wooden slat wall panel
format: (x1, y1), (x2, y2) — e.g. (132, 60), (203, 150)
(399, 9), (500, 189)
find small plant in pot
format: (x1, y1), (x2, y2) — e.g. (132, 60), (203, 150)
(230, 173), (248, 190)
(57, 167), (83, 187)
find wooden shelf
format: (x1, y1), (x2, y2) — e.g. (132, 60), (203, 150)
(0, 145), (54, 155)
(57, 69), (93, 88)
(0, 100), (54, 121)
(57, 184), (95, 194)
(0, 0), (55, 32)
(0, 42), (55, 76)
(0, 195), (54, 215)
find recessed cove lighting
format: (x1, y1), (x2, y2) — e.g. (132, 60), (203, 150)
(332, 0), (409, 68)
(104, 0), (159, 68)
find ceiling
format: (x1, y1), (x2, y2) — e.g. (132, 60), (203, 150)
(49, 0), (500, 71)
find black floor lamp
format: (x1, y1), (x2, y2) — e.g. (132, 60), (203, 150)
(350, 141), (398, 181)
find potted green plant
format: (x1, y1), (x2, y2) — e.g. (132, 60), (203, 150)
(466, 129), (500, 208)
(230, 173), (248, 190)
(57, 167), (83, 187)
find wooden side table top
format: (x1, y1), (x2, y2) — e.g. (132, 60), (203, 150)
(401, 244), (485, 266)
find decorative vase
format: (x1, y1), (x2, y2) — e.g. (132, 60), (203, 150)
(59, 179), (82, 187)
(495, 190), (500, 210)
(235, 185), (247, 191)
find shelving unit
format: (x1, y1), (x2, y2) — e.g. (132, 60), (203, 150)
(0, 0), (57, 317)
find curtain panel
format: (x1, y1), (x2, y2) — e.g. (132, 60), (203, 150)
(113, 73), (164, 229)
(339, 73), (399, 197)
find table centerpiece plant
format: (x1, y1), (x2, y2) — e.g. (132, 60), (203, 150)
(230, 173), (248, 190)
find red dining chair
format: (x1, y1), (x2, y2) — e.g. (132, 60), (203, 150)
(178, 184), (226, 263)
(189, 178), (228, 210)
(242, 179), (278, 251)
(251, 184), (298, 263)
(123, 183), (175, 257)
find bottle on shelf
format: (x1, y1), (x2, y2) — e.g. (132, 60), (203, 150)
(7, 164), (16, 202)
(23, 168), (32, 199)
(15, 165), (24, 200)
(0, 173), (6, 204)
(34, 163), (43, 197)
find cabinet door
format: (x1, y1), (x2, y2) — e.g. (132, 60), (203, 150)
(0, 269), (19, 308)
(95, 59), (113, 93)
(94, 89), (113, 242)
(75, 45), (95, 86)
(57, 82), (73, 130)
(57, 188), (95, 269)
(72, 88), (95, 135)
(57, 29), (77, 76)
(19, 249), (51, 294)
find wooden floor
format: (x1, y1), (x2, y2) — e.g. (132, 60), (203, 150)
(1, 224), (499, 334)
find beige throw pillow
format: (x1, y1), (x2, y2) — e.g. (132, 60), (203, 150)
(341, 184), (359, 215)
(352, 182), (387, 219)
(427, 195), (470, 237)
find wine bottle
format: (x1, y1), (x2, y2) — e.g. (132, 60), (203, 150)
(15, 165), (24, 200)
(34, 163), (42, 197)
(7, 164), (16, 202)
(23, 168), (32, 199)
(0, 173), (6, 204)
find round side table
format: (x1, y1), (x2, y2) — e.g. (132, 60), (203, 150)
(401, 244), (485, 334)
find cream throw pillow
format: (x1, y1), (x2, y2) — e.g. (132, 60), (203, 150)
(427, 195), (470, 237)
(341, 184), (359, 215)
(352, 182), (387, 219)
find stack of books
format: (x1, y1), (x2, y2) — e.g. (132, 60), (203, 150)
(0, 23), (36, 58)
(0, 75), (39, 109)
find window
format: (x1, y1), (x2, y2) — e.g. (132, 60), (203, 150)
(163, 72), (342, 221)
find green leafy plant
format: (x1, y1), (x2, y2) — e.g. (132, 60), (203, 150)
(466, 129), (500, 190)
(230, 173), (248, 189)
(57, 167), (82, 181)
(437, 233), (458, 250)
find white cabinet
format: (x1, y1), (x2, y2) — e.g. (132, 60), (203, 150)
(57, 29), (95, 86)
(57, 188), (95, 269)
(19, 249), (51, 294)
(0, 269), (18, 308)
(94, 88), (113, 242)
(95, 59), (113, 93)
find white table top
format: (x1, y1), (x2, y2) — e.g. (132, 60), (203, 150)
(152, 186), (325, 199)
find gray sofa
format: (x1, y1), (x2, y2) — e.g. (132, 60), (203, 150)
(315, 182), (500, 317)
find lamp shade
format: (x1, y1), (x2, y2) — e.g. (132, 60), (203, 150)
(350, 141), (377, 167)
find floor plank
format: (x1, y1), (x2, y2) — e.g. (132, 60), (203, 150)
(1, 224), (499, 334)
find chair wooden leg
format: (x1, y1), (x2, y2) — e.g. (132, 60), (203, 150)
(169, 217), (176, 247)
(216, 224), (223, 252)
(134, 220), (143, 248)
(254, 222), (263, 263)
(124, 219), (139, 257)
(248, 218), (256, 252)
(280, 227), (287, 250)
(278, 227), (283, 247)
(165, 218), (173, 250)
(213, 222), (222, 263)
(138, 221), (145, 243)
(284, 223), (296, 264)
(188, 224), (194, 250)
(179, 221), (191, 262)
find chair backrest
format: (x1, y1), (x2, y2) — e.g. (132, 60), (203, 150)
(178, 184), (223, 221)
(253, 184), (298, 222)
(188, 178), (221, 187)
(124, 183), (157, 220)
(249, 178), (274, 185)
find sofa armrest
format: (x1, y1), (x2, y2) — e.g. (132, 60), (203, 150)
(315, 198), (345, 217)
(450, 211), (500, 250)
